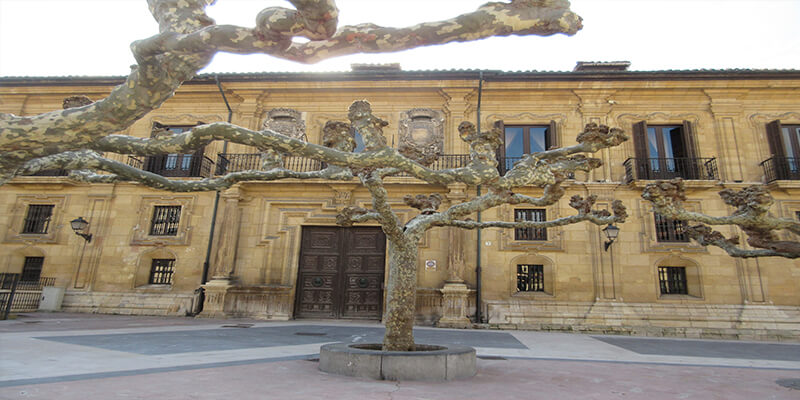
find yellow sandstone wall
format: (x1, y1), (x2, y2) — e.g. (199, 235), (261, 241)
(1, 71), (798, 339)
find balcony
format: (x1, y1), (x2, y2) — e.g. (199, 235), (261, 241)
(760, 157), (800, 182)
(128, 154), (214, 178)
(215, 153), (472, 176)
(31, 169), (69, 177)
(215, 153), (325, 175)
(623, 157), (718, 183)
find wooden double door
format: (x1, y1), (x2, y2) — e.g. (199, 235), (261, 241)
(294, 226), (386, 320)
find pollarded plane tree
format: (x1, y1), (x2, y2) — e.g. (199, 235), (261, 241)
(0, 0), (631, 351)
(643, 179), (800, 259)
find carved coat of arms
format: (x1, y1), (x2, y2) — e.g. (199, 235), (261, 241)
(397, 108), (444, 166)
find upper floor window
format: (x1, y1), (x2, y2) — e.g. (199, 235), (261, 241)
(764, 121), (800, 180)
(146, 124), (207, 177)
(149, 206), (182, 236)
(654, 213), (689, 243)
(22, 205), (54, 234)
(517, 264), (544, 292)
(499, 123), (556, 174)
(514, 209), (547, 241)
(631, 121), (705, 180)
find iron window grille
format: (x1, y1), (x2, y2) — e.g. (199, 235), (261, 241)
(658, 266), (688, 295)
(21, 257), (44, 282)
(654, 213), (689, 242)
(517, 264), (545, 292)
(149, 206), (182, 236)
(149, 259), (175, 285)
(514, 209), (547, 241)
(21, 205), (54, 234)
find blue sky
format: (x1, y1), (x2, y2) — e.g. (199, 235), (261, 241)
(1, 0), (798, 76)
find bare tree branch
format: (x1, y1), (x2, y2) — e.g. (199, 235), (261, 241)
(643, 178), (800, 258)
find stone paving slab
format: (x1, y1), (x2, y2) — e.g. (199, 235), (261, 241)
(593, 336), (800, 361)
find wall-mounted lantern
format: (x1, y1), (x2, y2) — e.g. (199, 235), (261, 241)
(602, 224), (620, 251)
(70, 217), (93, 243)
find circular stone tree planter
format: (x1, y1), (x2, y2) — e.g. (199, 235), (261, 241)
(319, 343), (477, 381)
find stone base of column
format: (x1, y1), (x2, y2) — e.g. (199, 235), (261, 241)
(198, 279), (233, 319)
(437, 282), (472, 329)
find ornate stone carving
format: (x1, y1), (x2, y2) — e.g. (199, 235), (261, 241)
(398, 108), (444, 166)
(262, 108), (307, 141)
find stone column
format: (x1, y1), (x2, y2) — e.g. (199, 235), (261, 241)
(201, 186), (241, 318)
(437, 183), (472, 328)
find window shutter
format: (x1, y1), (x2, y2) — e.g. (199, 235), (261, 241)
(766, 120), (784, 157)
(632, 121), (648, 160)
(548, 120), (558, 149)
(681, 120), (699, 159)
(495, 120), (506, 161)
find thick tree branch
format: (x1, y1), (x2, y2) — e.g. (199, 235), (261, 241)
(643, 179), (800, 258)
(18, 150), (353, 192)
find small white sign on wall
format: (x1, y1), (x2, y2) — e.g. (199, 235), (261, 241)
(425, 260), (437, 271)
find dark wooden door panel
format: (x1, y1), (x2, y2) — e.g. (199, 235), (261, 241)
(295, 226), (385, 320)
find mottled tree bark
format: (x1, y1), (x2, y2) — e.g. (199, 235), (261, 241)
(382, 238), (420, 351)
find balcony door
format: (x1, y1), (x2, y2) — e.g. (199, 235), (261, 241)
(766, 121), (800, 179)
(148, 124), (205, 177)
(633, 121), (698, 179)
(497, 121), (556, 174)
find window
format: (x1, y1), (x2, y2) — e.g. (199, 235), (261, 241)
(631, 121), (702, 180)
(658, 266), (688, 295)
(765, 121), (800, 180)
(654, 213), (689, 243)
(21, 205), (54, 234)
(514, 209), (547, 240)
(499, 123), (555, 174)
(21, 257), (44, 282)
(149, 259), (175, 285)
(149, 206), (182, 236)
(517, 264), (544, 292)
(146, 124), (206, 177)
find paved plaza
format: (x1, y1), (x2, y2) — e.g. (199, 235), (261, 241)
(1, 312), (799, 399)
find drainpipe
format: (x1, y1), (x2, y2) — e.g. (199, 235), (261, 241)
(201, 75), (233, 285)
(475, 71), (484, 324)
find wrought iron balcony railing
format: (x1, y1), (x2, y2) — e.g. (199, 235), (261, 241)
(760, 157), (800, 182)
(623, 157), (718, 183)
(128, 155), (214, 178)
(216, 153), (473, 176)
(215, 153), (326, 175)
(31, 169), (69, 177)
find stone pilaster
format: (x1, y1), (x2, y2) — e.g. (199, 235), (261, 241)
(440, 88), (475, 153)
(705, 89), (748, 182)
(445, 183), (468, 282)
(210, 187), (241, 281)
(573, 90), (617, 182)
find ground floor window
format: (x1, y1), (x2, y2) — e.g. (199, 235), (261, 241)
(149, 259), (175, 285)
(517, 264), (545, 292)
(21, 256), (44, 282)
(658, 266), (688, 295)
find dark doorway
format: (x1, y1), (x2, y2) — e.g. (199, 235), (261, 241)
(294, 226), (386, 320)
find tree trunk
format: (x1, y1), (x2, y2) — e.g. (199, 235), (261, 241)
(382, 237), (418, 351)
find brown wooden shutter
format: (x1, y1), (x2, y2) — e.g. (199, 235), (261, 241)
(765, 120), (784, 157)
(632, 121), (648, 160)
(495, 120), (506, 159)
(549, 120), (558, 149)
(681, 120), (699, 159)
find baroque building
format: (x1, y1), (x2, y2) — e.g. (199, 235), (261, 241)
(1, 63), (799, 340)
